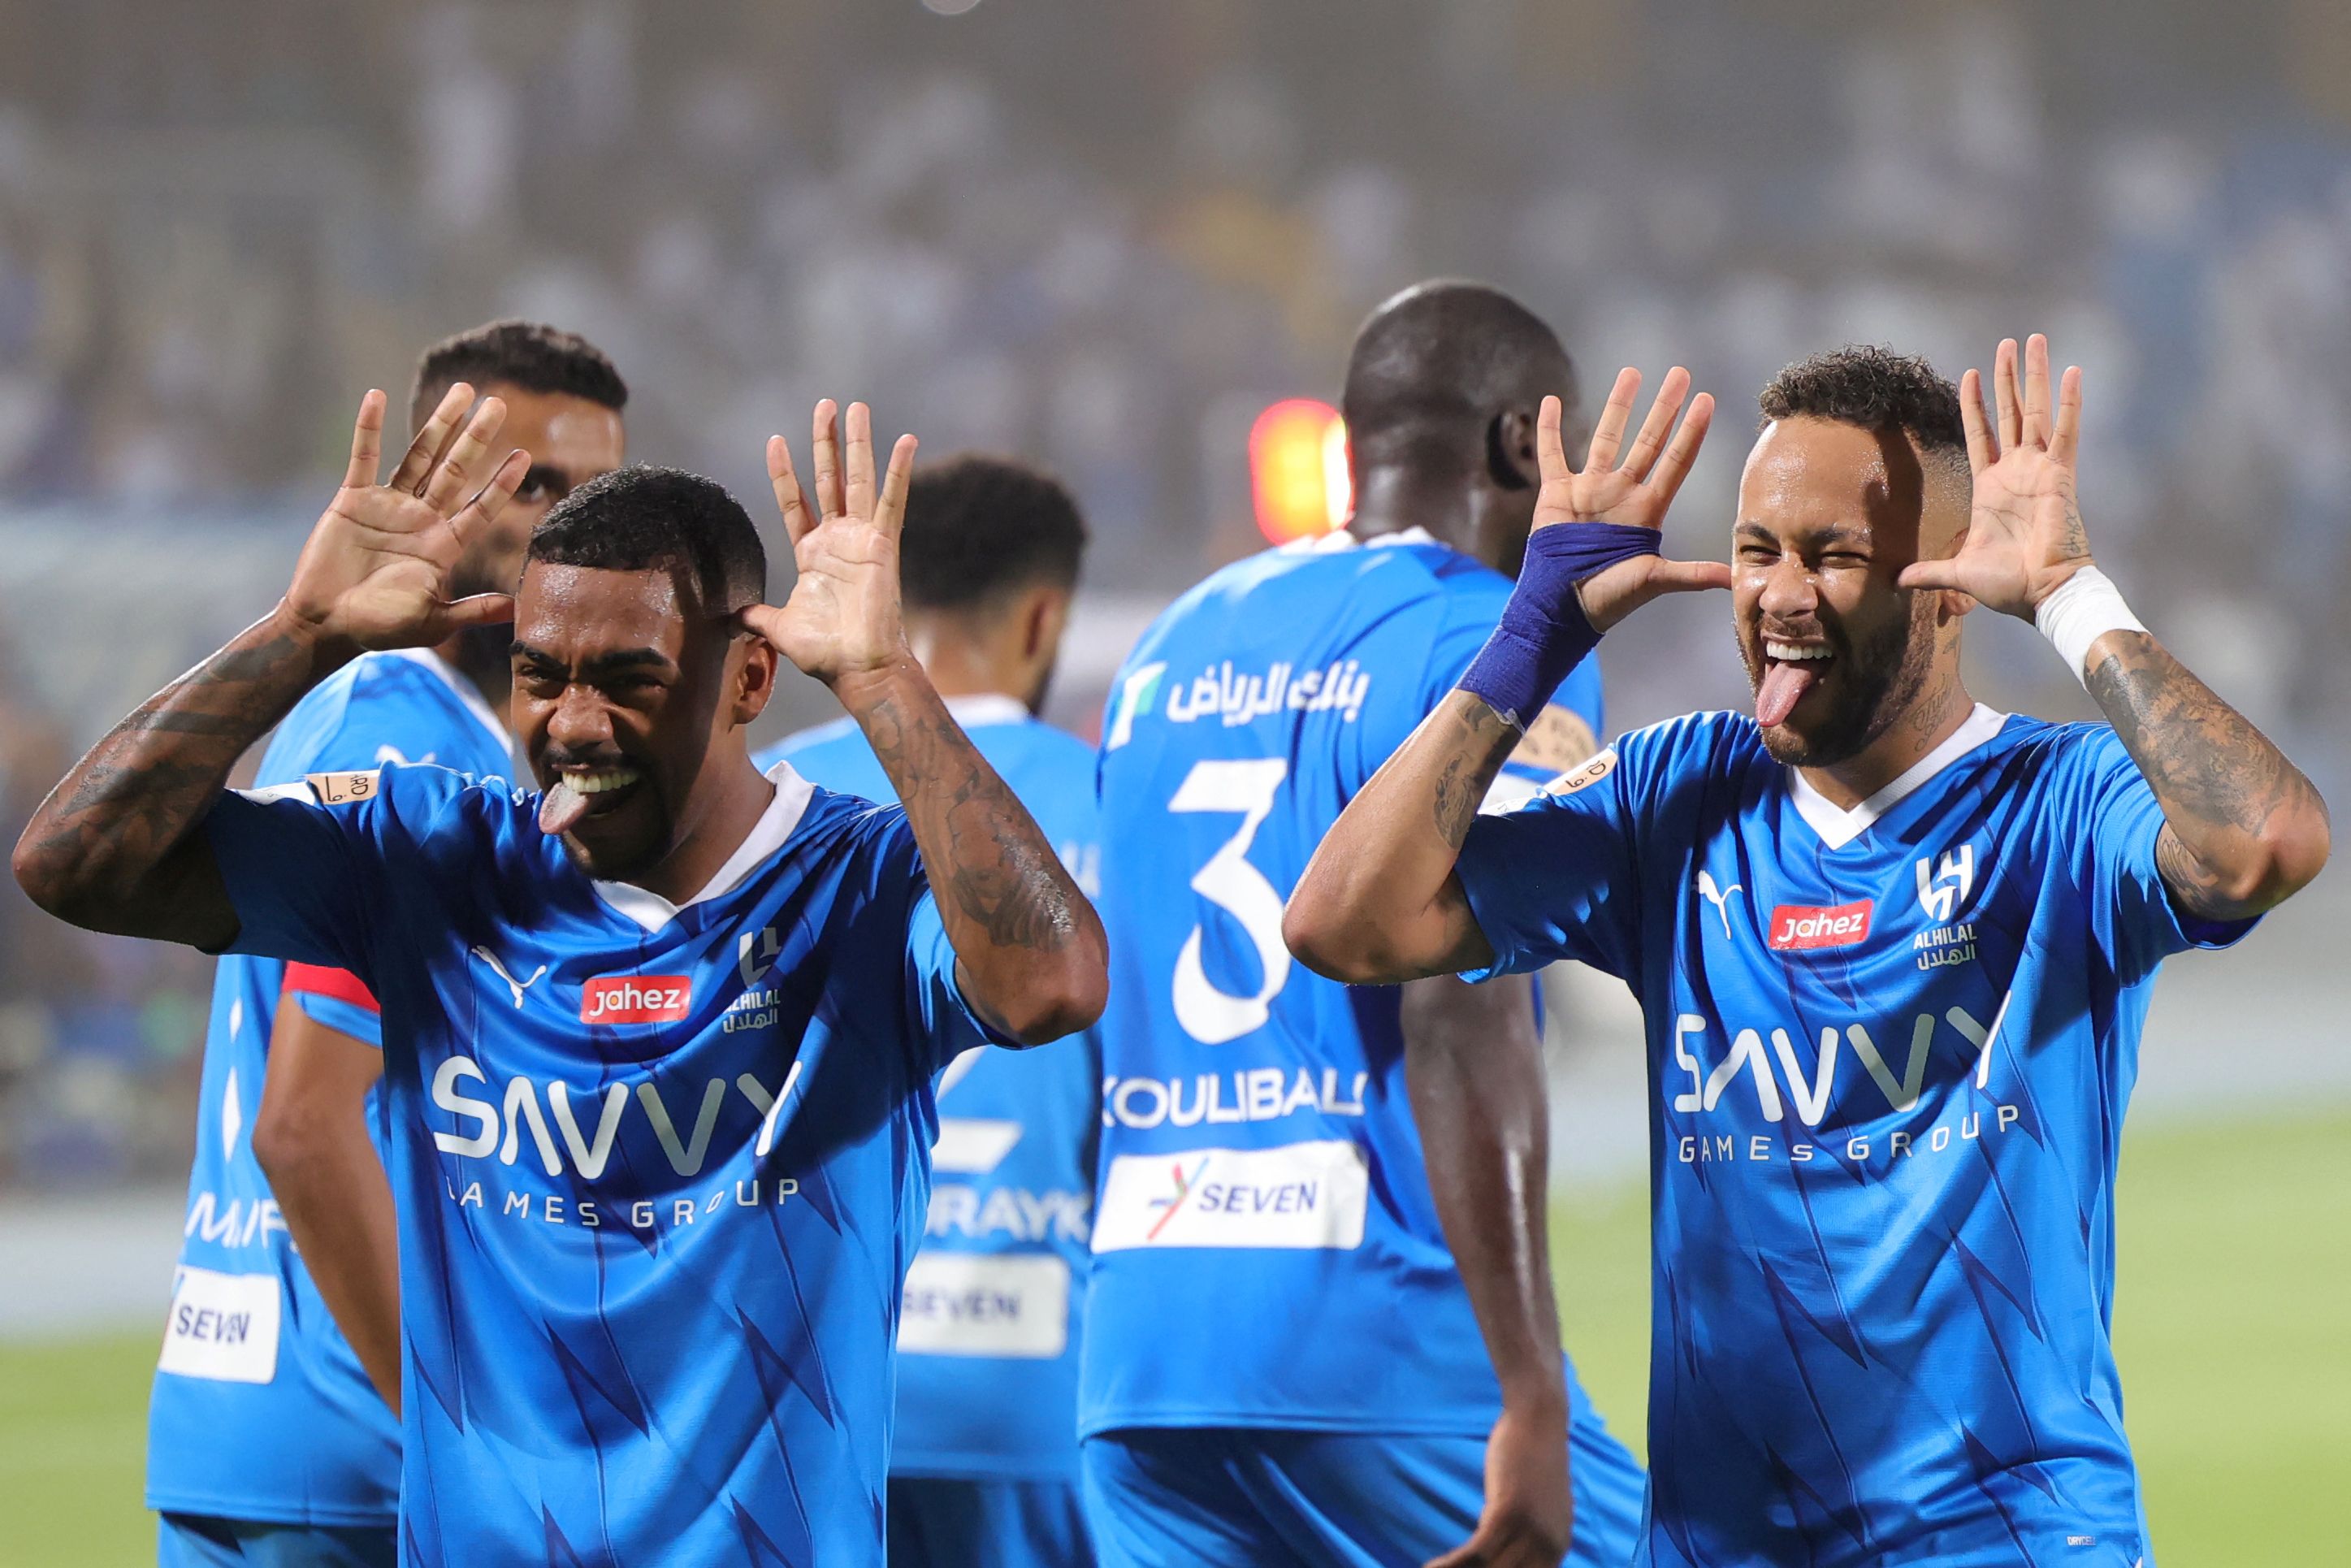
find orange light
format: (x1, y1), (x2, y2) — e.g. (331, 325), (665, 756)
(1249, 399), (1351, 544)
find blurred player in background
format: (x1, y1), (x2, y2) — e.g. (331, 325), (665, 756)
(1083, 281), (1644, 1568)
(145, 322), (625, 1568)
(1290, 339), (2330, 1565)
(756, 453), (1100, 1568)
(16, 396), (1108, 1564)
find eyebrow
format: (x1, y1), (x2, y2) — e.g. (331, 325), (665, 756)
(1734, 521), (1869, 548)
(509, 643), (678, 676)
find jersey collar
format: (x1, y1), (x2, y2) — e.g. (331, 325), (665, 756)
(1786, 703), (2009, 850)
(1282, 525), (1439, 555)
(592, 761), (817, 932)
(942, 692), (1033, 729)
(378, 648), (509, 758)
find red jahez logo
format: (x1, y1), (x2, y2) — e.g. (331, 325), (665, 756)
(582, 976), (692, 1024)
(1768, 900), (1873, 951)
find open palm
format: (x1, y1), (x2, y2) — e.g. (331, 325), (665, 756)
(1899, 334), (2093, 619)
(284, 384), (527, 649)
(743, 401), (917, 684)
(1533, 366), (1730, 631)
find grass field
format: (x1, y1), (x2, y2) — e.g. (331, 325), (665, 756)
(2, 1111), (2344, 1566)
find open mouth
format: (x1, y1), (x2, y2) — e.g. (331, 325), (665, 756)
(539, 766), (645, 836)
(1756, 640), (1833, 728)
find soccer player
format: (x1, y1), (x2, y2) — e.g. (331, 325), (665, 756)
(145, 321), (626, 1568)
(1288, 338), (2331, 1565)
(1083, 281), (1644, 1568)
(15, 394), (1107, 1565)
(756, 453), (1101, 1567)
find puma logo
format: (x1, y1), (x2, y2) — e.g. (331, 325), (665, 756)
(1696, 869), (1744, 939)
(471, 946), (548, 1008)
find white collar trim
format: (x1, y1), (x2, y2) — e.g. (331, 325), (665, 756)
(1787, 704), (2008, 850)
(943, 692), (1032, 729)
(1284, 525), (1439, 555)
(379, 648), (509, 756)
(593, 761), (817, 932)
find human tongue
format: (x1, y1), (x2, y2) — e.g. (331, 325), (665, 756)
(1756, 660), (1820, 729)
(539, 779), (591, 837)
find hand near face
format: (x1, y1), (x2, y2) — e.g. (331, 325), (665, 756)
(1897, 334), (2092, 618)
(283, 384), (529, 650)
(1532, 368), (1732, 630)
(741, 401), (918, 687)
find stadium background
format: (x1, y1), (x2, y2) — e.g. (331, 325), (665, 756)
(0, 2), (2343, 1561)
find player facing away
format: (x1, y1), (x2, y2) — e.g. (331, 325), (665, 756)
(1084, 282), (1644, 1568)
(1288, 340), (2330, 1566)
(145, 322), (626, 1568)
(15, 395), (1108, 1565)
(755, 454), (1102, 1567)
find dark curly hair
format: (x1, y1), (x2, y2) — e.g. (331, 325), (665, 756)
(527, 466), (764, 612)
(1757, 345), (1965, 461)
(898, 453), (1089, 613)
(409, 320), (628, 434)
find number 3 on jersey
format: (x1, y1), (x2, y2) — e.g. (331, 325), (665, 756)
(1168, 758), (1291, 1044)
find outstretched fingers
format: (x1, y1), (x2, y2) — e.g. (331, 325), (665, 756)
(1535, 395), (1571, 488)
(1992, 340), (2021, 452)
(442, 448), (530, 561)
(344, 391), (388, 489)
(875, 433), (918, 538)
(393, 383), (475, 496)
(1959, 368), (1996, 474)
(842, 401), (877, 522)
(1650, 391), (1714, 505)
(811, 401), (842, 520)
(2022, 333), (2053, 448)
(1619, 366), (1692, 479)
(1897, 558), (1966, 594)
(768, 435), (816, 546)
(2049, 363), (2084, 469)
(420, 396), (509, 516)
(1585, 367), (1642, 471)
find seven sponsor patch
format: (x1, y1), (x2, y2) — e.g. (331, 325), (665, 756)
(1092, 1140), (1369, 1253)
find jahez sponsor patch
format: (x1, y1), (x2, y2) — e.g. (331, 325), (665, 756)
(582, 975), (692, 1024)
(1767, 899), (1873, 951)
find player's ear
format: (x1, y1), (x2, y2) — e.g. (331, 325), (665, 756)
(1024, 584), (1072, 664)
(1486, 405), (1541, 492)
(729, 629), (777, 725)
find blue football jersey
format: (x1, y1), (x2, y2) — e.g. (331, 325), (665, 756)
(756, 696), (1102, 1484)
(1456, 704), (2258, 1567)
(148, 649), (509, 1528)
(198, 758), (1022, 1565)
(1083, 529), (1608, 1437)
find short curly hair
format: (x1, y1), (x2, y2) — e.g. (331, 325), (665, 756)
(1758, 345), (1964, 461)
(410, 320), (628, 434)
(898, 453), (1088, 613)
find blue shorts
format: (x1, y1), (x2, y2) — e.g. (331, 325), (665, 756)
(1080, 1424), (1645, 1568)
(888, 1475), (1097, 1567)
(158, 1514), (396, 1568)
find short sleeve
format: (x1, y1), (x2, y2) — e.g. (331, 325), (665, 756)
(2068, 727), (2260, 983)
(1453, 743), (1642, 982)
(282, 962), (384, 1050)
(201, 778), (388, 972)
(903, 886), (1024, 1073)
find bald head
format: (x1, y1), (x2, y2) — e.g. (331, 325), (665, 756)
(1341, 280), (1574, 474)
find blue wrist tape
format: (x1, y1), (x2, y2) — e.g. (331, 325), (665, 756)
(1457, 522), (1662, 726)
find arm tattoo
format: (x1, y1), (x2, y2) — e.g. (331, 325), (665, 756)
(1430, 697), (1522, 850)
(15, 613), (326, 939)
(2085, 632), (2327, 920)
(864, 693), (1080, 954)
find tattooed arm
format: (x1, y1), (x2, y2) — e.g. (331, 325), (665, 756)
(745, 401), (1106, 1045)
(1899, 335), (2329, 923)
(2084, 635), (2328, 919)
(12, 388), (526, 948)
(842, 661), (1106, 1042)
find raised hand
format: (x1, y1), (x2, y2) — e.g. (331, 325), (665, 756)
(743, 401), (919, 686)
(1897, 334), (2090, 617)
(284, 384), (528, 650)
(1536, 367), (1730, 630)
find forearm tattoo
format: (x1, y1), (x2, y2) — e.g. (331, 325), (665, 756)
(2086, 632), (2325, 920)
(19, 617), (318, 929)
(1430, 695), (1523, 850)
(864, 692), (1081, 954)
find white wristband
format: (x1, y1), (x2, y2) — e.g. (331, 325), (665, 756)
(2033, 565), (2146, 687)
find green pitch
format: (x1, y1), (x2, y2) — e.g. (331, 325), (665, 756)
(2, 1111), (2345, 1566)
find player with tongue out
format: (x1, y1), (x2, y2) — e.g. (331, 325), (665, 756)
(1288, 337), (2329, 1563)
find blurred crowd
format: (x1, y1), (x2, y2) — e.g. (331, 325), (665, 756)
(2, 0), (2348, 1186)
